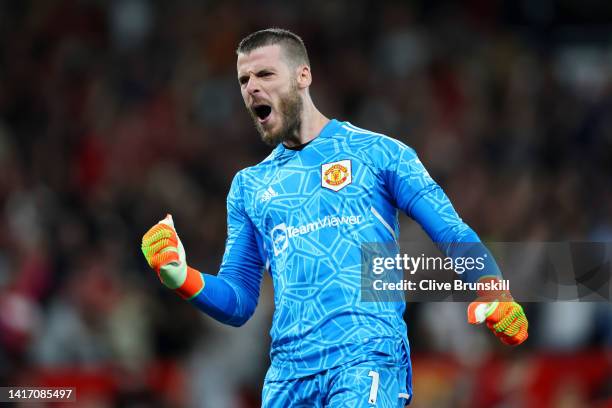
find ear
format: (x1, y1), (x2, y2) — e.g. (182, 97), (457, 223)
(296, 65), (312, 89)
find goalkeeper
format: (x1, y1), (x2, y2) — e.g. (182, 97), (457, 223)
(142, 28), (527, 407)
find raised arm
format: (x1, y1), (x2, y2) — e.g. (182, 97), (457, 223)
(141, 172), (265, 327)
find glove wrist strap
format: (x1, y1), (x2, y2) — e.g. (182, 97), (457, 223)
(476, 276), (513, 301)
(175, 266), (204, 300)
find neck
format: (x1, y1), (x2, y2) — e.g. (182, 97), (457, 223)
(283, 97), (329, 148)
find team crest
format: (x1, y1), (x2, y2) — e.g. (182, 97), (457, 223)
(321, 159), (352, 192)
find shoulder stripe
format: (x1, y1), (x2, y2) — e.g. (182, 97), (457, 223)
(344, 123), (409, 151)
(342, 122), (385, 136)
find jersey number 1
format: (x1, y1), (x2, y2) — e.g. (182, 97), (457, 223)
(368, 370), (380, 404)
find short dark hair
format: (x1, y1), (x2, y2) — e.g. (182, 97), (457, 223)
(237, 28), (310, 67)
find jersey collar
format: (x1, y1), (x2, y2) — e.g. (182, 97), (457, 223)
(272, 119), (340, 159)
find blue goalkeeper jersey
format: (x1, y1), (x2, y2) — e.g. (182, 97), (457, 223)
(190, 119), (493, 384)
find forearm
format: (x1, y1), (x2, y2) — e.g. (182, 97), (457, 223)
(189, 273), (256, 327)
(188, 222), (264, 327)
(435, 226), (502, 284)
(410, 189), (502, 284)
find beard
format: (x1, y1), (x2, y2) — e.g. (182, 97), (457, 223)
(250, 83), (303, 147)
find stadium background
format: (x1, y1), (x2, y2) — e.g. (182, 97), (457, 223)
(0, 0), (611, 406)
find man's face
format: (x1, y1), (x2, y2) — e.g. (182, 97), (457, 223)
(237, 44), (303, 146)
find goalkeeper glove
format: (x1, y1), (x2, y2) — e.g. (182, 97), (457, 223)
(141, 214), (204, 299)
(467, 277), (528, 346)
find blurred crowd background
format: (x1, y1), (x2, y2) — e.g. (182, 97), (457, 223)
(1, 0), (611, 407)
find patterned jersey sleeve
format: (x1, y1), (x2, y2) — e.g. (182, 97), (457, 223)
(189, 171), (266, 326)
(375, 136), (501, 282)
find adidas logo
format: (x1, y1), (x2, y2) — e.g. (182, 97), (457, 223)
(260, 186), (278, 203)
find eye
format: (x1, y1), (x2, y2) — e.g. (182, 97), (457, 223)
(239, 76), (248, 85)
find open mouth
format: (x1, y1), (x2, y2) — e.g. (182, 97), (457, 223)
(253, 105), (272, 121)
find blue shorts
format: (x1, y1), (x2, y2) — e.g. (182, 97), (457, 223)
(262, 357), (412, 407)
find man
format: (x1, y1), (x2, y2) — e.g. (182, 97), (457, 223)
(141, 28), (528, 407)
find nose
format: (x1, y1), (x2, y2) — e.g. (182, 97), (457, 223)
(245, 75), (260, 95)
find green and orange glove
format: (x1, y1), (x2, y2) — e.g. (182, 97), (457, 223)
(467, 277), (528, 346)
(141, 214), (204, 300)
